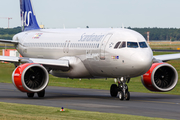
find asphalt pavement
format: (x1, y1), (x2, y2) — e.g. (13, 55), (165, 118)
(0, 83), (180, 119)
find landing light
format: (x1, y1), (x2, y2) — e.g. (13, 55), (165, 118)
(121, 77), (123, 82)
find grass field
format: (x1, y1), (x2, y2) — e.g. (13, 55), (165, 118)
(0, 43), (14, 47)
(0, 102), (172, 120)
(149, 41), (180, 50)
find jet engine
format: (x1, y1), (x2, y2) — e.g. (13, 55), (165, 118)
(141, 63), (178, 92)
(12, 63), (49, 93)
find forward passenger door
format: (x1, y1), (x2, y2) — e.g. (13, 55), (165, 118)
(100, 34), (112, 60)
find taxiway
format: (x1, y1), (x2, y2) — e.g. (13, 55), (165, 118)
(0, 83), (179, 119)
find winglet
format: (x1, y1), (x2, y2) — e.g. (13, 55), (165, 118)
(20, 0), (40, 31)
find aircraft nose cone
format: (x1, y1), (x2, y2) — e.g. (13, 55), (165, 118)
(130, 50), (153, 76)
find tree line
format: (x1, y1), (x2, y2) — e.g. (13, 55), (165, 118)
(129, 27), (180, 41)
(1, 26), (180, 41)
(0, 27), (21, 39)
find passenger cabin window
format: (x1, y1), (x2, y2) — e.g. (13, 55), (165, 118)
(127, 42), (138, 48)
(114, 42), (121, 49)
(139, 42), (148, 48)
(119, 41), (126, 48)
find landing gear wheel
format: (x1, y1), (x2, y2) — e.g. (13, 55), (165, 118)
(125, 91), (130, 100)
(125, 84), (128, 92)
(119, 91), (124, 100)
(110, 84), (118, 97)
(27, 93), (34, 98)
(37, 90), (45, 98)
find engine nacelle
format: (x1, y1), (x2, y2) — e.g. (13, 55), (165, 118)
(141, 63), (178, 92)
(12, 63), (49, 93)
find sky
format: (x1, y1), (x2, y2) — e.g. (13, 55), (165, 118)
(0, 0), (180, 28)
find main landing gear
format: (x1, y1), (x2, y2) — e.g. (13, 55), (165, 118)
(110, 77), (130, 100)
(27, 89), (45, 98)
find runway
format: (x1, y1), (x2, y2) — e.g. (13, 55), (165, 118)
(0, 83), (180, 119)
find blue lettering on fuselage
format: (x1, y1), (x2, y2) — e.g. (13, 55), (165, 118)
(78, 33), (104, 42)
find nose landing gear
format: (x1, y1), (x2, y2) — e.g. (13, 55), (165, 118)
(110, 84), (118, 97)
(110, 77), (130, 100)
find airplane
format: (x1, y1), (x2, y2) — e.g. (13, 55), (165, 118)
(0, 0), (179, 100)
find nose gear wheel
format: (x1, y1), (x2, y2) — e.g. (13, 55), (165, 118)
(110, 84), (118, 97)
(125, 91), (130, 100)
(110, 77), (130, 100)
(119, 91), (124, 100)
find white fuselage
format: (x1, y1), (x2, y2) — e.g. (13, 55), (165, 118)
(13, 28), (153, 78)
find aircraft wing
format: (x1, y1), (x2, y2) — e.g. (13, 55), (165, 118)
(0, 39), (18, 44)
(0, 56), (69, 70)
(153, 53), (180, 62)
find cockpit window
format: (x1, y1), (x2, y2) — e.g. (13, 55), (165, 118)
(139, 42), (148, 48)
(119, 41), (126, 48)
(127, 42), (138, 48)
(114, 42), (121, 49)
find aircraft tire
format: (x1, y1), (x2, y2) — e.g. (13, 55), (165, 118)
(37, 89), (45, 98)
(125, 84), (128, 92)
(119, 91), (124, 100)
(27, 93), (34, 98)
(125, 91), (130, 100)
(110, 84), (118, 97)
